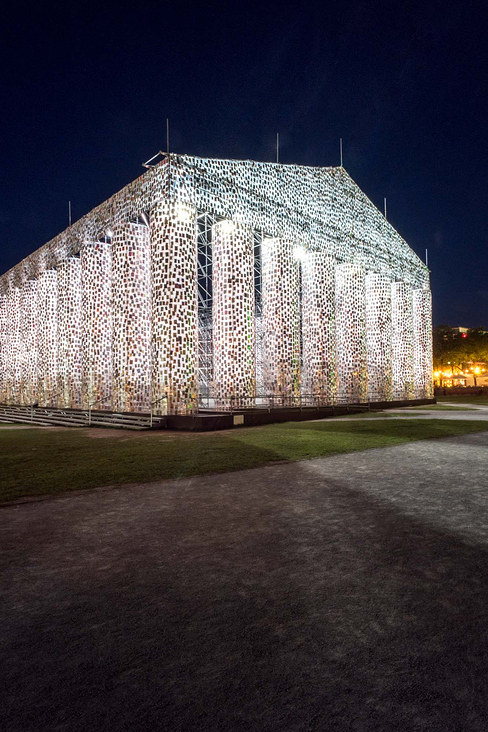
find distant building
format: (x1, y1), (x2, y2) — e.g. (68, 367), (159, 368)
(434, 362), (488, 388)
(0, 154), (433, 415)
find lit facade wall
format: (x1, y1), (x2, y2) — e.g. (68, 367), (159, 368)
(37, 270), (58, 407)
(5, 288), (22, 405)
(112, 223), (151, 413)
(335, 263), (368, 403)
(261, 239), (300, 400)
(0, 295), (5, 403)
(301, 253), (336, 404)
(391, 282), (414, 400)
(20, 279), (38, 406)
(151, 202), (198, 415)
(0, 155), (433, 414)
(169, 156), (428, 290)
(366, 273), (392, 401)
(81, 242), (112, 410)
(213, 221), (255, 408)
(57, 258), (82, 409)
(413, 288), (433, 399)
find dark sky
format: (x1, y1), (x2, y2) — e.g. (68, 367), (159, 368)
(1, 0), (487, 326)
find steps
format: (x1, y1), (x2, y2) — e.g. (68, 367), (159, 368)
(0, 404), (165, 430)
(0, 399), (436, 432)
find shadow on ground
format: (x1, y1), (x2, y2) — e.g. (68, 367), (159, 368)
(1, 419), (487, 503)
(2, 434), (488, 731)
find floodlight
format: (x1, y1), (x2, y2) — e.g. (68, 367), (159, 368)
(293, 246), (307, 262)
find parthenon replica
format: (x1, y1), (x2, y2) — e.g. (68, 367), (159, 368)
(0, 154), (433, 415)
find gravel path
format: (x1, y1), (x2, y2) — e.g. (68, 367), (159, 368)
(2, 430), (488, 731)
(325, 403), (488, 422)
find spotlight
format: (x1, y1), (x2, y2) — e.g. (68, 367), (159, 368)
(176, 205), (192, 222)
(219, 220), (236, 234)
(293, 246), (307, 262)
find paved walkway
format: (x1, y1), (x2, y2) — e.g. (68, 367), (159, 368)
(0, 424), (52, 430)
(324, 403), (488, 423)
(2, 430), (488, 731)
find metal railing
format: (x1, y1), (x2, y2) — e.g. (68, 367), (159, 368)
(197, 393), (365, 413)
(196, 390), (410, 413)
(149, 395), (168, 428)
(20, 393), (64, 423)
(0, 400), (82, 425)
(0, 388), (435, 426)
(88, 393), (112, 426)
(149, 391), (200, 426)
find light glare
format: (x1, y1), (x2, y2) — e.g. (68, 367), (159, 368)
(293, 246), (307, 262)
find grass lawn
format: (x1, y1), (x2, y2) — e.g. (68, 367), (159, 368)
(1, 418), (488, 503)
(437, 395), (488, 406)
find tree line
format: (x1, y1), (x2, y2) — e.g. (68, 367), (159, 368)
(433, 326), (488, 371)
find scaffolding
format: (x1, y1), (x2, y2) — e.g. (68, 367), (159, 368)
(196, 214), (267, 404)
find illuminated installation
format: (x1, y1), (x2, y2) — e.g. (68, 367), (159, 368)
(213, 221), (255, 408)
(301, 253), (336, 404)
(0, 154), (433, 415)
(366, 273), (393, 401)
(262, 238), (300, 402)
(335, 263), (367, 403)
(57, 258), (82, 409)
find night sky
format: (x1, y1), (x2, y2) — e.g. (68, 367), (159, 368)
(1, 0), (487, 326)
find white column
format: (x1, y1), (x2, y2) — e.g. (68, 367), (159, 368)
(212, 221), (255, 409)
(5, 288), (21, 405)
(261, 238), (300, 402)
(112, 222), (151, 413)
(335, 263), (367, 403)
(413, 288), (433, 399)
(37, 271), (58, 407)
(391, 282), (414, 400)
(151, 201), (198, 415)
(366, 273), (392, 402)
(57, 258), (82, 409)
(20, 280), (38, 406)
(81, 242), (112, 410)
(0, 294), (6, 403)
(301, 252), (336, 405)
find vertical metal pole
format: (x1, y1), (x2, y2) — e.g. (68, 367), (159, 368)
(384, 197), (387, 219)
(340, 138), (343, 167)
(68, 201), (72, 226)
(425, 249), (429, 267)
(276, 133), (279, 163)
(166, 118), (170, 154)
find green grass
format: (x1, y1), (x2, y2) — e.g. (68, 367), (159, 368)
(437, 395), (488, 406)
(1, 418), (488, 504)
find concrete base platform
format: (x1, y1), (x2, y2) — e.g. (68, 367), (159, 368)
(163, 399), (436, 431)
